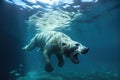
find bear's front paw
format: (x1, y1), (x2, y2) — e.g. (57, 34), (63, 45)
(45, 63), (53, 72)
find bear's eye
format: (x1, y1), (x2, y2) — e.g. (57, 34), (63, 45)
(75, 43), (80, 46)
(62, 43), (66, 46)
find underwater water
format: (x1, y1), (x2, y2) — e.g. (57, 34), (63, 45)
(0, 0), (120, 80)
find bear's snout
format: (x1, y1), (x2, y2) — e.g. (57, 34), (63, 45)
(81, 47), (89, 54)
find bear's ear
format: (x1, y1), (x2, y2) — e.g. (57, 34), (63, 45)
(62, 43), (66, 46)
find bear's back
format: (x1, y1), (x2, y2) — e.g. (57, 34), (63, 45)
(35, 31), (72, 48)
(35, 31), (61, 47)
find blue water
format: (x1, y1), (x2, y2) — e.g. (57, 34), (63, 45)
(0, 0), (120, 80)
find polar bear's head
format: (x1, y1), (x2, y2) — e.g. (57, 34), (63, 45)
(63, 41), (89, 64)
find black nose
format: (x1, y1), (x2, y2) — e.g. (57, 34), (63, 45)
(86, 47), (89, 52)
(81, 47), (89, 54)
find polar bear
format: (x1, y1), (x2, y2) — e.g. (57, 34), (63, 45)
(23, 31), (89, 72)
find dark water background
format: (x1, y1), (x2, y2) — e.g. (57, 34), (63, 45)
(0, 0), (120, 80)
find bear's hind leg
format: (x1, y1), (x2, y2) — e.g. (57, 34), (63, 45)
(56, 54), (64, 67)
(22, 37), (36, 51)
(43, 50), (53, 72)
